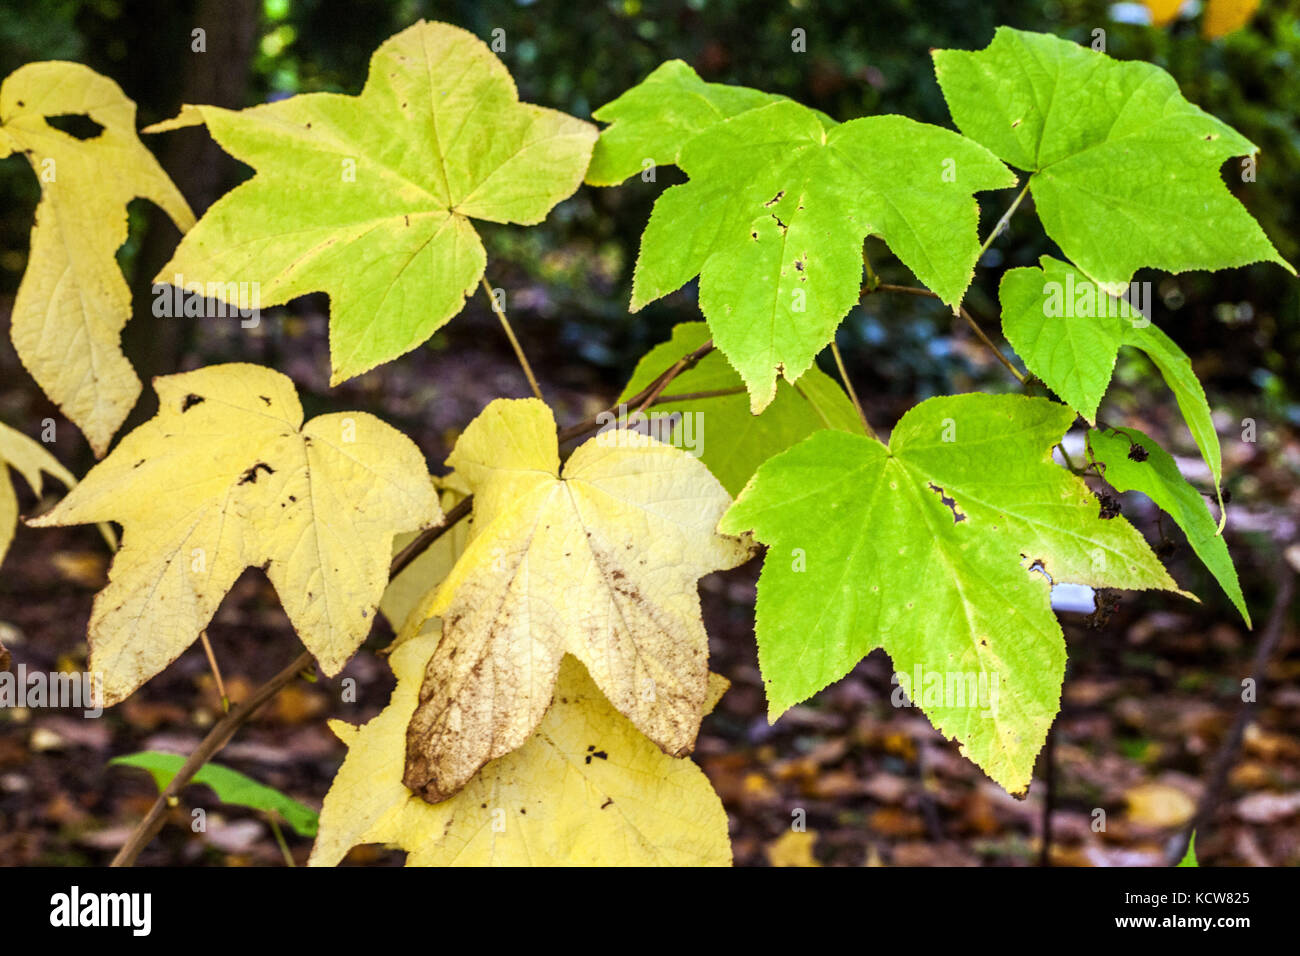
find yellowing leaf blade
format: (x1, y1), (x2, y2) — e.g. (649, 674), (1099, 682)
(1, 62), (195, 455)
(29, 363), (440, 703)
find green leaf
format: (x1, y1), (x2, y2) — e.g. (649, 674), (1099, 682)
(1000, 256), (1225, 519)
(110, 751), (319, 837)
(719, 393), (1180, 793)
(586, 60), (810, 186)
(597, 76), (1014, 412)
(1088, 426), (1247, 626)
(934, 27), (1292, 294)
(149, 20), (596, 384)
(1178, 832), (1199, 867)
(617, 322), (863, 496)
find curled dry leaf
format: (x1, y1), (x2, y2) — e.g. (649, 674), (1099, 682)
(29, 363), (441, 704)
(399, 397), (753, 802)
(310, 627), (733, 866)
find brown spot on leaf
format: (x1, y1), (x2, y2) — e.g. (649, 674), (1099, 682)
(181, 394), (205, 412)
(238, 462), (275, 485)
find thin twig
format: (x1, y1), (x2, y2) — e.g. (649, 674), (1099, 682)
(197, 630), (229, 713)
(830, 340), (879, 440)
(481, 275), (543, 401)
(267, 814), (295, 867)
(390, 496), (473, 579)
(1167, 565), (1296, 865)
(1039, 722), (1058, 867)
(654, 386), (746, 403)
(865, 283), (1026, 384)
(793, 381), (833, 431)
(977, 180), (1031, 262)
(111, 648), (315, 867)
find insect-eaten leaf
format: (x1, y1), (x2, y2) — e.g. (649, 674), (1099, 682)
(0, 421), (76, 569)
(147, 20), (596, 385)
(1088, 427), (1248, 625)
(111, 751), (319, 837)
(592, 68), (1015, 413)
(720, 393), (1184, 794)
(0, 62), (195, 455)
(618, 322), (863, 497)
(934, 28), (1292, 294)
(398, 397), (753, 802)
(310, 627), (733, 866)
(29, 363), (441, 705)
(1000, 256), (1227, 521)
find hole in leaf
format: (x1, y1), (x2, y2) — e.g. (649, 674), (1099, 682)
(46, 113), (105, 140)
(927, 482), (966, 523)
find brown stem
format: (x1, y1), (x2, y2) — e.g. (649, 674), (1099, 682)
(481, 275), (543, 401)
(556, 339), (716, 444)
(830, 340), (879, 440)
(1167, 565), (1296, 865)
(654, 386), (746, 403)
(1039, 721), (1058, 867)
(110, 648), (315, 866)
(864, 283), (1026, 384)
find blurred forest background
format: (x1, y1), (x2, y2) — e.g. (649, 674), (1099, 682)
(1, 0), (1298, 866)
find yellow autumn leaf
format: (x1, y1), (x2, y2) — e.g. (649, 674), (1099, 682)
(1125, 782), (1196, 828)
(766, 829), (821, 867)
(401, 397), (753, 802)
(28, 363), (441, 704)
(1143, 0), (1185, 27)
(0, 62), (194, 455)
(309, 626), (732, 866)
(378, 484), (471, 635)
(1203, 0), (1260, 38)
(0, 421), (75, 567)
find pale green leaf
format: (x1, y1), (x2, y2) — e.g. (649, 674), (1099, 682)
(149, 21), (596, 384)
(720, 393), (1180, 793)
(1000, 256), (1224, 516)
(617, 322), (862, 495)
(587, 60), (793, 186)
(599, 78), (1014, 412)
(1088, 426), (1247, 625)
(934, 27), (1292, 294)
(111, 751), (319, 837)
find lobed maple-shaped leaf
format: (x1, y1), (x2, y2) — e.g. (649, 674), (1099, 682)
(0, 62), (195, 455)
(592, 72), (1015, 413)
(720, 393), (1181, 793)
(1000, 256), (1225, 519)
(1089, 426), (1247, 625)
(29, 363), (441, 704)
(618, 321), (864, 496)
(310, 627), (732, 866)
(933, 28), (1292, 294)
(399, 397), (753, 802)
(585, 59), (831, 186)
(0, 421), (75, 568)
(148, 20), (596, 384)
